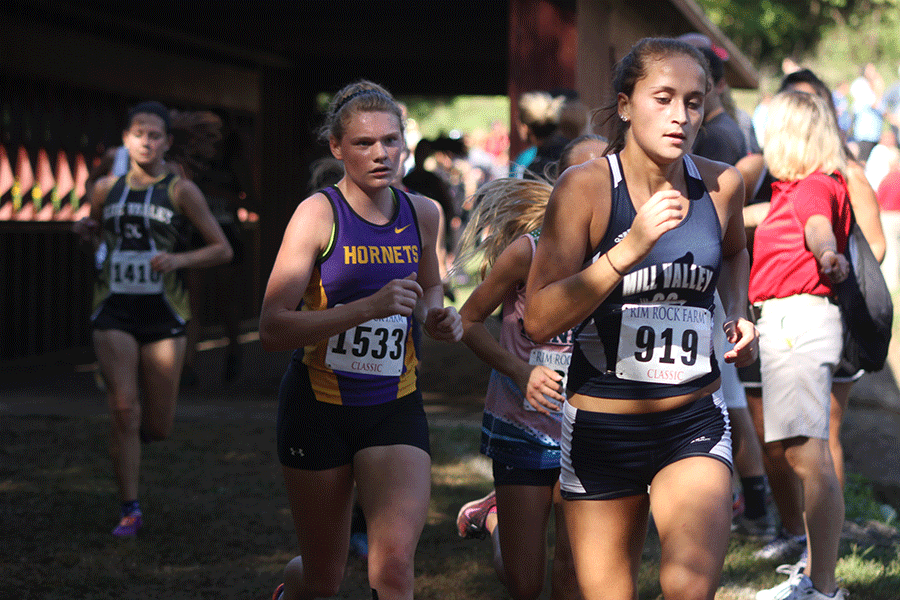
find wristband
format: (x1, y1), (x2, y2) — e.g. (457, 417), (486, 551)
(605, 252), (625, 277)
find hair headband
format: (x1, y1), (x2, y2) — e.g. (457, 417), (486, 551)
(334, 89), (392, 114)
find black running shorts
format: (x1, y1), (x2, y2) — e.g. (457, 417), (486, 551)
(92, 294), (187, 344)
(277, 361), (430, 470)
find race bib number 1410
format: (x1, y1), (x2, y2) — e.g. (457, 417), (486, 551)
(616, 303), (712, 385)
(109, 250), (163, 295)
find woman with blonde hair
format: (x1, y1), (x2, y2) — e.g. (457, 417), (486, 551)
(735, 68), (885, 567)
(513, 91), (569, 180)
(454, 135), (605, 600)
(750, 90), (851, 600)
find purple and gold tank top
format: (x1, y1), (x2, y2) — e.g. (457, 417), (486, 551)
(293, 186), (422, 406)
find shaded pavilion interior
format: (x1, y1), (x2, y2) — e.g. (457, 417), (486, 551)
(0, 0), (757, 363)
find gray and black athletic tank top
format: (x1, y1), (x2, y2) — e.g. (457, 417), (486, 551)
(568, 153), (722, 400)
(93, 172), (190, 319)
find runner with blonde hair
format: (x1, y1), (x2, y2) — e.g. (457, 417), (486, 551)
(454, 136), (605, 600)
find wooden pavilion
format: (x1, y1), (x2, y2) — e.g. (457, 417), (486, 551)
(0, 0), (758, 364)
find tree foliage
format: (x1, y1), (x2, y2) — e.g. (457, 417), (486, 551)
(695, 0), (900, 72)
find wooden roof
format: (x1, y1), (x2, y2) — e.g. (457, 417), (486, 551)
(2, 0), (757, 98)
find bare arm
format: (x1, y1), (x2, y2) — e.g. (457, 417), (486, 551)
(410, 193), (462, 342)
(460, 237), (562, 414)
(525, 160), (688, 343)
(845, 160), (886, 262)
(712, 164), (757, 366)
(259, 194), (426, 352)
(686, 155), (756, 366)
(72, 174), (116, 249)
(84, 148), (117, 202)
(524, 162), (613, 342)
(735, 153), (765, 205)
(805, 214), (850, 284)
(713, 164), (749, 320)
(151, 178), (233, 273)
(742, 203), (770, 229)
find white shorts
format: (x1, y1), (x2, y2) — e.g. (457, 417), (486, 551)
(756, 294), (842, 443)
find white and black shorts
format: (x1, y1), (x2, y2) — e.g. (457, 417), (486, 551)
(559, 394), (732, 500)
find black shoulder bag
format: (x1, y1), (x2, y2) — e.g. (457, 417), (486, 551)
(836, 211), (893, 372)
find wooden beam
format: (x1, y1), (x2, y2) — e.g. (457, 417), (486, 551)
(0, 15), (260, 112)
(668, 0), (759, 89)
(507, 0), (578, 158)
(576, 0), (612, 114)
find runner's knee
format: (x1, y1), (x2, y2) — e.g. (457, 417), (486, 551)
(368, 551), (414, 598)
(110, 403), (141, 433)
(660, 564), (718, 600)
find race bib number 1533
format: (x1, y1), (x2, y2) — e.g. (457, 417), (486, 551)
(325, 314), (407, 376)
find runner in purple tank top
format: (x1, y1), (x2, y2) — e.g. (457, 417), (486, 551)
(260, 80), (462, 600)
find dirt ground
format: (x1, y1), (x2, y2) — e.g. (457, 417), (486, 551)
(2, 320), (898, 507)
(2, 326), (899, 600)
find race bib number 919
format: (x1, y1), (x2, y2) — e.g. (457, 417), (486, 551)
(616, 303), (712, 384)
(325, 314), (408, 376)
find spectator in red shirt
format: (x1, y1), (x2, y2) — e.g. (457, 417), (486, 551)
(877, 162), (900, 292)
(749, 90), (851, 600)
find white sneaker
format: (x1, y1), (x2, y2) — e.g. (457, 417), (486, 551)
(760, 574), (849, 600)
(784, 576), (850, 600)
(796, 588), (848, 600)
(755, 530), (808, 561)
(733, 513), (777, 539)
(795, 548), (808, 570)
(756, 565), (807, 600)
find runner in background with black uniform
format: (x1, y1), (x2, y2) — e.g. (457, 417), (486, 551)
(74, 101), (232, 537)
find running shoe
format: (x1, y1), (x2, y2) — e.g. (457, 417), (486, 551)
(759, 574), (849, 600)
(733, 513), (777, 539)
(787, 585), (848, 600)
(456, 490), (497, 540)
(757, 572), (811, 600)
(112, 509), (143, 537)
(756, 562), (806, 600)
(795, 548), (808, 571)
(272, 583), (284, 600)
(754, 529), (807, 561)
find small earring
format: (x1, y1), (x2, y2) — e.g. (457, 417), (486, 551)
(620, 114), (629, 122)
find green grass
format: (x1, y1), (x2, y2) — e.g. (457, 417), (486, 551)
(1, 413), (897, 599)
